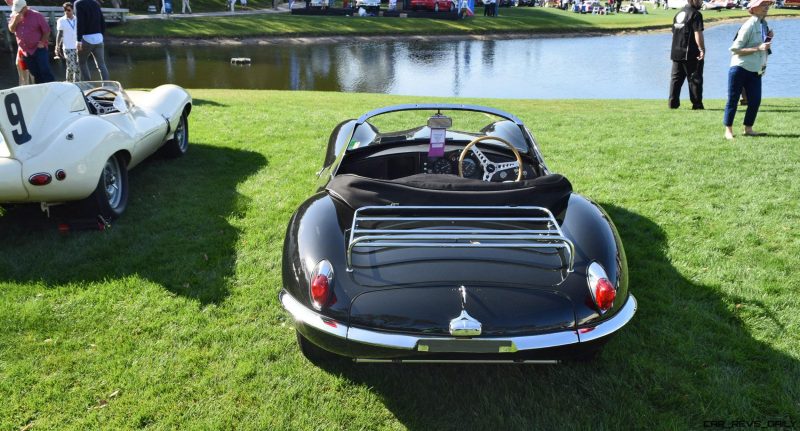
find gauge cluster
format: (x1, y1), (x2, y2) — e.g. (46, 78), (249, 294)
(425, 150), (533, 181)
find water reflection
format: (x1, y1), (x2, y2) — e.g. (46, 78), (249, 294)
(336, 43), (398, 93)
(2, 18), (798, 98)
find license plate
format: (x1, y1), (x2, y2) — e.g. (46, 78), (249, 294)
(417, 339), (515, 353)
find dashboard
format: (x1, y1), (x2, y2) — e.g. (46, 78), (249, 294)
(424, 149), (535, 181)
(338, 144), (537, 182)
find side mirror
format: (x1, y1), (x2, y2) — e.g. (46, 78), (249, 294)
(113, 95), (129, 114)
(427, 114), (452, 129)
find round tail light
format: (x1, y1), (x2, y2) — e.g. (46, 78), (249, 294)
(587, 262), (617, 313)
(309, 260), (335, 310)
(594, 277), (616, 311)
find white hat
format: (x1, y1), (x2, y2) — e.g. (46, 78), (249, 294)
(12, 0), (27, 13)
(747, 0), (774, 9)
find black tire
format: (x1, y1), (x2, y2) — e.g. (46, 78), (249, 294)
(162, 112), (189, 158)
(89, 154), (129, 220)
(296, 331), (344, 364)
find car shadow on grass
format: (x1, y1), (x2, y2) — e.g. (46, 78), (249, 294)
(312, 204), (799, 430)
(0, 143), (266, 305)
(192, 98), (227, 108)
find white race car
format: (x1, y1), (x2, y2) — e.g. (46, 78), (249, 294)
(0, 81), (191, 221)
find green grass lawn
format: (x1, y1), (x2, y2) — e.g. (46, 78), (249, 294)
(2, 91), (799, 429)
(108, 6), (800, 38)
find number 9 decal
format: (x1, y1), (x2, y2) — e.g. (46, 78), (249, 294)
(4, 93), (32, 145)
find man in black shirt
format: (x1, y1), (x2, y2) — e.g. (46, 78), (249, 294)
(669, 0), (705, 109)
(75, 0), (109, 80)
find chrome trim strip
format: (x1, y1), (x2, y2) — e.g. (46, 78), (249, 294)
(347, 327), (420, 350)
(354, 359), (560, 364)
(280, 290), (348, 339)
(281, 291), (637, 352)
(508, 331), (580, 350)
(578, 295), (638, 342)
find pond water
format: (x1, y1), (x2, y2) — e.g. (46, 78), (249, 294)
(3, 18), (799, 99)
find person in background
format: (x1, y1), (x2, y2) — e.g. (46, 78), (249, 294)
(723, 0), (774, 140)
(668, 0), (705, 110)
(16, 48), (34, 85)
(75, 0), (109, 80)
(8, 0), (55, 84)
(55, 2), (80, 82)
(182, 0), (192, 13)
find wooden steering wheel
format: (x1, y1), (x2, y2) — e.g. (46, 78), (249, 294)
(458, 135), (524, 182)
(85, 87), (119, 99)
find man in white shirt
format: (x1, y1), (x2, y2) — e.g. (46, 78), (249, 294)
(55, 2), (80, 82)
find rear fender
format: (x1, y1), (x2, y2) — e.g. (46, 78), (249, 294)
(283, 193), (353, 323)
(560, 194), (628, 325)
(126, 85), (191, 139)
(21, 116), (128, 202)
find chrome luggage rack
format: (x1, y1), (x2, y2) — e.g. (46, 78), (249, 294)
(346, 206), (575, 273)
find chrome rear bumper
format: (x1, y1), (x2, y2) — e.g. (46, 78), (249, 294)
(280, 290), (637, 353)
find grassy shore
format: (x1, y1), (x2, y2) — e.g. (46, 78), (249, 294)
(2, 91), (800, 430)
(108, 6), (800, 39)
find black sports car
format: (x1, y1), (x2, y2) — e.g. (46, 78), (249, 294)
(281, 104), (636, 364)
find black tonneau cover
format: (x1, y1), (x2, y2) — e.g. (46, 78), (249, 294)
(326, 173), (573, 209)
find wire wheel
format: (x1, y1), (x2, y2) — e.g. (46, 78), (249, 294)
(174, 115), (188, 153)
(102, 156), (123, 210)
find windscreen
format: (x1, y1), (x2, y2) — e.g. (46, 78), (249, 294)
(348, 109), (531, 154)
(75, 81), (134, 110)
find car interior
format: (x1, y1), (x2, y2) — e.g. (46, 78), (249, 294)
(327, 112), (574, 209)
(336, 113), (542, 182)
(76, 82), (130, 115)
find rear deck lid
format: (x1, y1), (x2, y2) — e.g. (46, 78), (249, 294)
(349, 286), (575, 336)
(346, 205), (574, 287)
